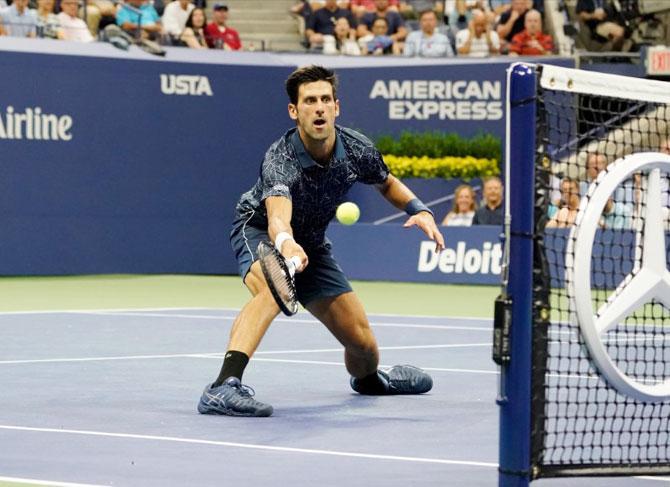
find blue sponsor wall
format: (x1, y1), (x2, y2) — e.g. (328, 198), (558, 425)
(0, 37), (574, 282)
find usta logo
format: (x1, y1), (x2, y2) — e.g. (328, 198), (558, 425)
(160, 74), (213, 96)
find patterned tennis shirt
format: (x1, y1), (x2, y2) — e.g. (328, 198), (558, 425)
(235, 125), (389, 249)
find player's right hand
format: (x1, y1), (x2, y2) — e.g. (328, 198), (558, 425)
(282, 240), (308, 273)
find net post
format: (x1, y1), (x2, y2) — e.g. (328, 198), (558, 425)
(498, 62), (536, 487)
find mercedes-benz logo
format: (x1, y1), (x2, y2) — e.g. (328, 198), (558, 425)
(566, 152), (670, 402)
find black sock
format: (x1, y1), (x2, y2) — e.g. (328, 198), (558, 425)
(352, 371), (389, 395)
(212, 350), (249, 387)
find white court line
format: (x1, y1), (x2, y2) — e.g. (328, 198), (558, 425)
(52, 311), (492, 332)
(0, 424), (498, 469)
(636, 477), (670, 483)
(0, 475), (107, 487)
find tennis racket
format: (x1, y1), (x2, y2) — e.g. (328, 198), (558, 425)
(257, 240), (302, 316)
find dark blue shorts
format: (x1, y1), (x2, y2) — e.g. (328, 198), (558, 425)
(230, 212), (353, 306)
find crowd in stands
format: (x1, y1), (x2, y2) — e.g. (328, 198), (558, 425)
(441, 176), (504, 226)
(0, 0), (654, 54)
(0, 0), (241, 50)
(294, 0), (555, 57)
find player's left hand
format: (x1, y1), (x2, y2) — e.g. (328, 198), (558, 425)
(403, 211), (445, 253)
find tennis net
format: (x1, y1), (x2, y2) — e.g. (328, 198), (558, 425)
(497, 63), (670, 485)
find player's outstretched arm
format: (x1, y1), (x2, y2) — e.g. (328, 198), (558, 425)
(376, 175), (445, 252)
(265, 196), (309, 272)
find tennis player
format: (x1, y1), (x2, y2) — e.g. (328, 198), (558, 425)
(198, 65), (445, 417)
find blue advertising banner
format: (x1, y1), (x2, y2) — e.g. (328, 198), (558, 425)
(0, 38), (574, 279)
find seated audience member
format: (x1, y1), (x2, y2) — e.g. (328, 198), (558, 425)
(496, 0), (529, 49)
(0, 0), (37, 38)
(180, 6), (207, 47)
(546, 177), (580, 228)
(81, 0), (116, 36)
(456, 8), (500, 56)
(305, 0), (356, 49)
(323, 16), (361, 54)
(442, 184), (477, 226)
(351, 0), (398, 18)
(36, 0), (63, 38)
(58, 0), (94, 41)
(404, 8), (453, 57)
(357, 0), (407, 50)
(116, 0), (162, 39)
(361, 16), (394, 54)
(162, 0), (194, 39)
(205, 3), (240, 49)
(399, 0), (443, 19)
(509, 8), (552, 55)
(472, 176), (504, 225)
(575, 0), (626, 50)
(579, 152), (607, 197)
(447, 0), (489, 29)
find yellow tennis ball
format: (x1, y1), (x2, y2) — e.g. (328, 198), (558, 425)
(336, 202), (360, 225)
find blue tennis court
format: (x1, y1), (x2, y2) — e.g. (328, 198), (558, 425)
(0, 308), (667, 486)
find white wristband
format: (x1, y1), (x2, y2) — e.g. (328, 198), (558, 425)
(274, 232), (294, 253)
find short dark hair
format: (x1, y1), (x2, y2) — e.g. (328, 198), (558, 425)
(285, 65), (338, 105)
(418, 9), (437, 20)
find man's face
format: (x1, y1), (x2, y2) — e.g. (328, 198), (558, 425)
(372, 18), (388, 36)
(375, 0), (389, 12)
(14, 0), (29, 11)
(289, 80), (340, 143)
(60, 0), (78, 15)
(587, 153), (607, 180)
(511, 0), (527, 13)
(525, 11), (541, 35)
(472, 12), (487, 36)
(484, 179), (503, 207)
(420, 11), (437, 36)
(560, 180), (579, 206)
(325, 0), (338, 9)
(38, 0), (55, 11)
(213, 8), (227, 24)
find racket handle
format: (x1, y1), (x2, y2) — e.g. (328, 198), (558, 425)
(287, 256), (302, 277)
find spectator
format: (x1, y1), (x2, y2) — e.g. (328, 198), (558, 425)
(305, 0), (356, 49)
(472, 176), (504, 225)
(442, 184), (476, 226)
(600, 197), (632, 229)
(204, 3), (240, 50)
(361, 16), (394, 54)
(447, 0), (489, 29)
(162, 0), (194, 39)
(579, 152), (608, 197)
(180, 6), (207, 48)
(36, 0), (63, 39)
(399, 0), (443, 19)
(509, 8), (552, 55)
(116, 0), (162, 39)
(403, 8), (453, 57)
(0, 0), (38, 38)
(323, 16), (361, 54)
(351, 0), (399, 18)
(496, 0), (529, 48)
(357, 0), (407, 49)
(58, 0), (94, 41)
(456, 8), (500, 56)
(575, 0), (626, 50)
(546, 177), (579, 228)
(81, 0), (116, 36)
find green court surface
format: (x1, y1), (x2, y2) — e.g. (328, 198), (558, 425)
(0, 275), (498, 317)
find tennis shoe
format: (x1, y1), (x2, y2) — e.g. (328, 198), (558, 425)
(350, 365), (433, 395)
(382, 365), (433, 394)
(197, 377), (273, 417)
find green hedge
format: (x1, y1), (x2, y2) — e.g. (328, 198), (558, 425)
(375, 131), (501, 160)
(373, 130), (501, 180)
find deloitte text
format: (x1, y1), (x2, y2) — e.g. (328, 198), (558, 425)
(0, 106), (72, 141)
(369, 80), (502, 121)
(160, 74), (213, 96)
(418, 241), (502, 274)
